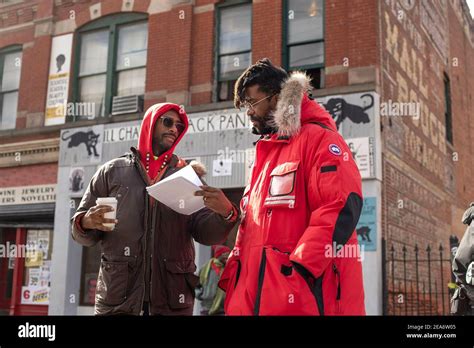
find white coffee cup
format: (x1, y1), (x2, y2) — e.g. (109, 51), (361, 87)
(96, 197), (118, 229)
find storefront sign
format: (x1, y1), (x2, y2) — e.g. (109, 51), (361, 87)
(0, 185), (56, 206)
(187, 110), (251, 134)
(103, 125), (140, 143)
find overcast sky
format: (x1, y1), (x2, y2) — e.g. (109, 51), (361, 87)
(467, 0), (474, 18)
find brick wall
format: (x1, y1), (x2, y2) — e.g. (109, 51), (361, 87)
(0, 163), (57, 186)
(380, 0), (474, 314)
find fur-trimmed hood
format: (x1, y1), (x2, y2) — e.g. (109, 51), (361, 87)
(273, 72), (337, 136)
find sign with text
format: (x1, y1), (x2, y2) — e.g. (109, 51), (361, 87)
(345, 137), (375, 179)
(0, 185), (56, 206)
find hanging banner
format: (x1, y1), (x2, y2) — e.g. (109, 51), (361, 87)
(44, 34), (73, 126)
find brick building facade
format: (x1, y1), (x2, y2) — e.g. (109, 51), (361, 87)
(0, 0), (472, 315)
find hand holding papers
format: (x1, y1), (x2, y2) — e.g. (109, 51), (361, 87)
(146, 165), (205, 215)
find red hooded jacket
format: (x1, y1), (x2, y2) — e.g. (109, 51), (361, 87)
(218, 72), (365, 315)
(137, 103), (189, 181)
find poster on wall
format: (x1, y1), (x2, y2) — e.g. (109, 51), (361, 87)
(345, 137), (375, 179)
(83, 273), (97, 305)
(28, 268), (41, 287)
(40, 261), (51, 287)
(59, 125), (104, 165)
(69, 167), (85, 196)
(37, 230), (50, 260)
(356, 197), (377, 251)
(212, 159), (232, 177)
(21, 286), (50, 305)
(44, 34), (73, 126)
(25, 251), (43, 268)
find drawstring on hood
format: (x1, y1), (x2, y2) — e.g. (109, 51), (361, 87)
(137, 103), (189, 180)
(273, 71), (338, 137)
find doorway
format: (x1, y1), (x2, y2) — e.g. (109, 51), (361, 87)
(0, 228), (16, 315)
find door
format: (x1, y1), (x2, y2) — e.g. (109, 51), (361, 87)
(0, 229), (16, 314)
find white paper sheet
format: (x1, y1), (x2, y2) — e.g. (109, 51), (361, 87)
(146, 165), (205, 215)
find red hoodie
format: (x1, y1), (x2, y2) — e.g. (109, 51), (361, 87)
(137, 103), (189, 181)
(218, 72), (365, 316)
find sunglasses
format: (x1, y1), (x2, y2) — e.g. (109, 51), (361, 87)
(160, 116), (185, 134)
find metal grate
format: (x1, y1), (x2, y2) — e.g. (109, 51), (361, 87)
(111, 95), (144, 116)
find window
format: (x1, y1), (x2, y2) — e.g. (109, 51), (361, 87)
(23, 230), (53, 305)
(216, 2), (252, 102)
(283, 0), (324, 89)
(73, 13), (148, 120)
(80, 243), (101, 306)
(0, 47), (22, 130)
(444, 73), (453, 145)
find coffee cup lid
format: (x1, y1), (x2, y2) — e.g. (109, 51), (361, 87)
(96, 197), (117, 203)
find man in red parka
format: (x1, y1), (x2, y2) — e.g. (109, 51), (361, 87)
(218, 58), (365, 315)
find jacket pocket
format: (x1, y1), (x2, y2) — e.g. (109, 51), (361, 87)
(164, 260), (198, 309)
(96, 258), (129, 306)
(255, 247), (318, 315)
(264, 161), (299, 209)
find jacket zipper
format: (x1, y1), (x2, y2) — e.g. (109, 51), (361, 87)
(333, 263), (341, 300)
(333, 263), (341, 314)
(149, 201), (158, 312)
(253, 248), (267, 316)
(139, 193), (149, 316)
(134, 157), (151, 316)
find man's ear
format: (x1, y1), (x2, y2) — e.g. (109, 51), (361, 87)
(270, 94), (279, 109)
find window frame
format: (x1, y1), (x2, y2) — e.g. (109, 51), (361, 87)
(214, 0), (253, 102)
(72, 13), (148, 121)
(282, 0), (325, 82)
(0, 45), (22, 130)
(444, 72), (453, 145)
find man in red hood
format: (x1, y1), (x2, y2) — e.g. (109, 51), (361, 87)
(71, 103), (238, 316)
(218, 58), (365, 315)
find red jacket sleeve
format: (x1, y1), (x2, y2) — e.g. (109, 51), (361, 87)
(289, 131), (363, 279)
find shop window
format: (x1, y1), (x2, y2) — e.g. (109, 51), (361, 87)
(80, 243), (101, 306)
(74, 197), (101, 306)
(21, 230), (53, 305)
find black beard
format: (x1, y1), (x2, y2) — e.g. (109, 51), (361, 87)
(251, 112), (277, 135)
(251, 125), (276, 135)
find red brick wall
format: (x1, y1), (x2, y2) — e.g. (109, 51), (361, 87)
(380, 0), (474, 314)
(0, 163), (57, 187)
(325, 0), (378, 88)
(252, 0), (282, 65)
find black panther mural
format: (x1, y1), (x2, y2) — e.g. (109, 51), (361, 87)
(323, 93), (374, 130)
(356, 226), (372, 243)
(61, 130), (100, 157)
